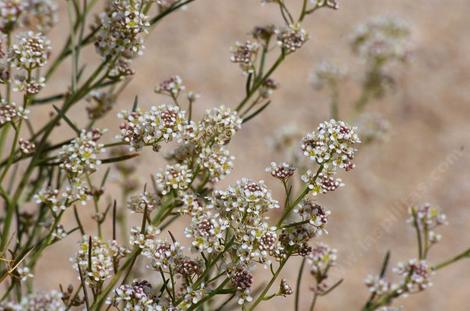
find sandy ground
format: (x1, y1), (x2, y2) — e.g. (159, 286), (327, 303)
(18, 0), (470, 310)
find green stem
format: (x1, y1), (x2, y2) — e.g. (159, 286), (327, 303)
(354, 88), (371, 114)
(236, 53), (285, 112)
(299, 0), (309, 22)
(187, 278), (231, 311)
(309, 292), (318, 311)
(295, 257), (306, 311)
(433, 248), (470, 271)
(247, 255), (289, 311)
(0, 33), (12, 158)
(411, 209), (423, 259)
(277, 165), (323, 226)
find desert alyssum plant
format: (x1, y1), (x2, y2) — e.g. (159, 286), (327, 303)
(0, 1), (468, 311)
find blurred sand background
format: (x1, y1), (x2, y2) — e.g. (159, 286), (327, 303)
(26, 0), (470, 310)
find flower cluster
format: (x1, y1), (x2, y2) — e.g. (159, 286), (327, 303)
(310, 60), (346, 90)
(364, 274), (392, 296)
(0, 0), (24, 33)
(10, 31), (51, 71)
(230, 40), (259, 73)
(301, 169), (344, 195)
(0, 100), (29, 125)
(154, 163), (193, 195)
(308, 243), (337, 276)
(59, 129), (106, 180)
(362, 203), (457, 309)
(118, 104), (187, 151)
(266, 162), (296, 181)
(52, 225), (67, 241)
(179, 284), (206, 310)
(279, 279), (293, 296)
(260, 78), (279, 98)
(127, 191), (159, 213)
(130, 225), (185, 271)
(355, 112), (390, 144)
(20, 0), (58, 33)
(301, 119), (360, 170)
(129, 225), (161, 250)
(94, 0), (149, 76)
(230, 267), (253, 290)
(16, 266), (34, 282)
(0, 0), (58, 34)
(308, 243), (337, 291)
(410, 203), (447, 243)
(209, 179), (283, 263)
(314, 0), (339, 10)
(175, 257), (202, 277)
(277, 26), (308, 53)
(0, 290), (66, 311)
(33, 188), (65, 213)
(155, 75), (185, 97)
(194, 105), (242, 146)
(230, 267), (254, 305)
(185, 212), (229, 253)
(393, 259), (433, 293)
(73, 236), (129, 287)
(18, 138), (35, 154)
(214, 179), (279, 223)
(350, 16), (411, 64)
(279, 224), (315, 256)
(107, 280), (160, 311)
(155, 106), (240, 180)
(197, 146), (234, 183)
(295, 200), (330, 234)
(34, 184), (89, 213)
(13, 76), (45, 94)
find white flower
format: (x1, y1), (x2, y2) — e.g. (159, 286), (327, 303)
(155, 75), (185, 97)
(364, 274), (392, 295)
(195, 105), (242, 146)
(21, 0), (59, 33)
(107, 280), (161, 310)
(17, 266), (34, 282)
(118, 104), (187, 151)
(350, 16), (411, 63)
(277, 26), (308, 53)
(393, 259), (433, 293)
(2, 290), (66, 310)
(230, 40), (259, 72)
(0, 100), (29, 125)
(310, 60), (346, 90)
(154, 163), (192, 195)
(266, 162), (296, 181)
(0, 0), (25, 31)
(197, 146), (234, 183)
(127, 191), (159, 213)
(72, 236), (129, 286)
(308, 243), (337, 276)
(301, 169), (344, 195)
(301, 119), (360, 171)
(131, 225), (184, 270)
(95, 0), (149, 59)
(10, 31), (51, 70)
(59, 129), (106, 179)
(295, 200), (330, 234)
(185, 213), (228, 253)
